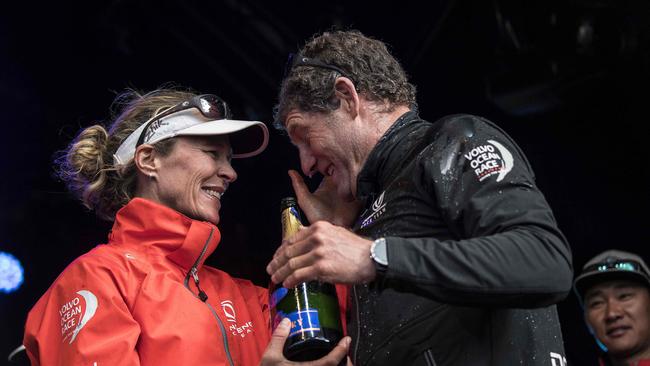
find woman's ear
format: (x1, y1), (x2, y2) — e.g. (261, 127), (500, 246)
(334, 77), (360, 118)
(134, 144), (157, 178)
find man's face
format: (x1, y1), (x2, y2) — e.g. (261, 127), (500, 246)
(284, 108), (364, 201)
(585, 280), (650, 358)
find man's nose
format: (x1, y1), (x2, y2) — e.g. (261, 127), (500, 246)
(605, 299), (624, 322)
(299, 149), (317, 178)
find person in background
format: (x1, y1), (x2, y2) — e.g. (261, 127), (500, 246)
(22, 88), (349, 366)
(575, 250), (650, 366)
(267, 29), (573, 365)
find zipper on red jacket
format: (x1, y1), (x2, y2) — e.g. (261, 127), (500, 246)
(191, 267), (208, 302)
(183, 227), (234, 366)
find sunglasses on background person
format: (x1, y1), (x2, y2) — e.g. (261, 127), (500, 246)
(583, 260), (649, 278)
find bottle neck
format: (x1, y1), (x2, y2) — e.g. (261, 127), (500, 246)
(281, 206), (304, 239)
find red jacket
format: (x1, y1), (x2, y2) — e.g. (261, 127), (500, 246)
(24, 198), (271, 366)
(599, 357), (650, 365)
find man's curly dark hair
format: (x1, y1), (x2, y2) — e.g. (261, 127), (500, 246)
(274, 30), (417, 129)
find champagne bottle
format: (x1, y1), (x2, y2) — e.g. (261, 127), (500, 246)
(269, 197), (343, 361)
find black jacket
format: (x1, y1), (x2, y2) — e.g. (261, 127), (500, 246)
(349, 112), (572, 366)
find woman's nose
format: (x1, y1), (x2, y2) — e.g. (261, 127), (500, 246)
(219, 161), (238, 183)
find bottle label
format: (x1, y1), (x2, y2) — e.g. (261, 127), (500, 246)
(272, 309), (322, 337)
(284, 309), (322, 337)
(269, 287), (288, 309)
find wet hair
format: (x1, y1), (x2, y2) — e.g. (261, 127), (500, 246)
(274, 29), (417, 129)
(55, 88), (198, 221)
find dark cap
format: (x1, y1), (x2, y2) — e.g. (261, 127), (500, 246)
(574, 250), (650, 306)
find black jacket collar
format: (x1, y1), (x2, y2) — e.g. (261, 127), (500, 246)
(356, 109), (421, 205)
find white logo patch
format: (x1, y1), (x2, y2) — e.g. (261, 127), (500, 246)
(464, 140), (513, 182)
(360, 191), (387, 228)
(221, 300), (254, 338)
(550, 352), (567, 366)
(60, 290), (98, 344)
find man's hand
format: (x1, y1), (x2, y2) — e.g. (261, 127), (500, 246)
(289, 170), (362, 228)
(260, 318), (351, 366)
(267, 220), (376, 288)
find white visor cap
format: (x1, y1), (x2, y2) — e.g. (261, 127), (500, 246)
(113, 108), (269, 166)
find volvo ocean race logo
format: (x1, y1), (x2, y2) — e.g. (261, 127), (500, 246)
(60, 290), (98, 344)
(360, 191), (387, 228)
(464, 140), (513, 182)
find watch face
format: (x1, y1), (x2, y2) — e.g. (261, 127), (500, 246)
(372, 238), (388, 266)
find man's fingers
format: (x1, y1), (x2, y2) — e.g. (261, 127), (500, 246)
(267, 232), (314, 277)
(283, 266), (321, 289)
(267, 245), (288, 275)
(273, 250), (319, 285)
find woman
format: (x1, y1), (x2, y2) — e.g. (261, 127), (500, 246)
(22, 88), (277, 365)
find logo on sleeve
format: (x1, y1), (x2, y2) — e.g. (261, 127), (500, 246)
(464, 140), (513, 182)
(550, 352), (567, 366)
(360, 191), (387, 229)
(60, 290), (98, 344)
(221, 300), (254, 338)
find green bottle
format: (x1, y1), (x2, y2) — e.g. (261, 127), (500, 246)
(269, 197), (343, 361)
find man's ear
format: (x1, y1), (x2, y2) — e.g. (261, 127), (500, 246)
(334, 77), (360, 118)
(134, 144), (158, 178)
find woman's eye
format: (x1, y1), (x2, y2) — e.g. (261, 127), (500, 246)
(204, 150), (218, 158)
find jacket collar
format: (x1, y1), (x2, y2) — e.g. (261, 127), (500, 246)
(599, 356), (650, 366)
(356, 109), (420, 205)
(108, 198), (221, 271)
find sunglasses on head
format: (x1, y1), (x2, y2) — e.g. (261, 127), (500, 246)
(283, 53), (352, 82)
(136, 94), (231, 147)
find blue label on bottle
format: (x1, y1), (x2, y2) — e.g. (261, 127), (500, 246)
(270, 287), (288, 309)
(286, 309), (321, 337)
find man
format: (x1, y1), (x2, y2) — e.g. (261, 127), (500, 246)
(574, 250), (650, 366)
(267, 30), (573, 366)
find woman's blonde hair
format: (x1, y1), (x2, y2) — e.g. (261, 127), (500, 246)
(56, 88), (198, 220)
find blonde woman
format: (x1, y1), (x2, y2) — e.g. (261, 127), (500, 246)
(22, 89), (349, 366)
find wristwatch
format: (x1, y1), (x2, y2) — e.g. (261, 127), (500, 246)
(370, 237), (388, 271)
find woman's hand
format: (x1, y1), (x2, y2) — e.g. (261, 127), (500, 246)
(260, 318), (351, 366)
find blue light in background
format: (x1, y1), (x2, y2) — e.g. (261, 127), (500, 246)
(0, 251), (24, 293)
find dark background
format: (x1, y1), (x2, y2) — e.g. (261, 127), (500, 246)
(1, 1), (648, 364)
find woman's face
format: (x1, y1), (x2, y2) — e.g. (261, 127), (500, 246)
(152, 135), (237, 225)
